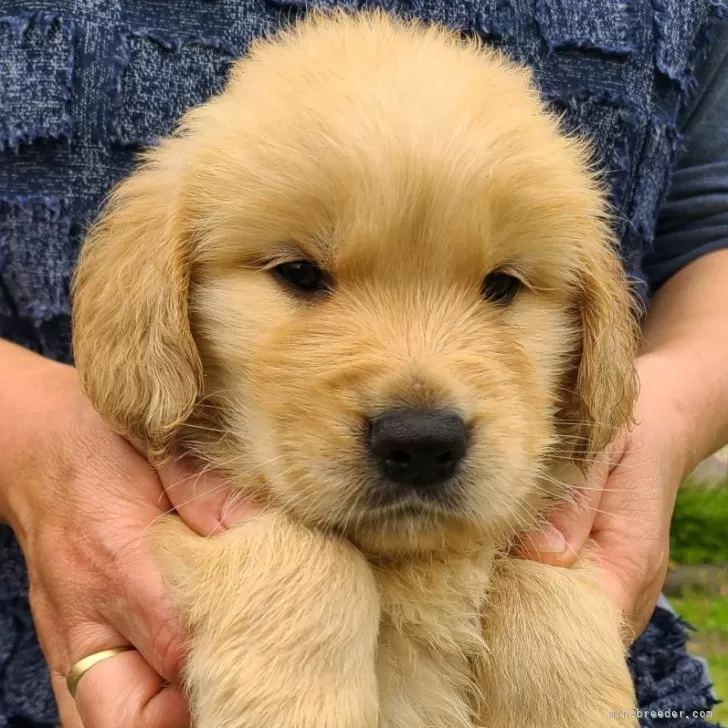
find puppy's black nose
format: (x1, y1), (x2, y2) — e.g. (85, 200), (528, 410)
(368, 410), (467, 489)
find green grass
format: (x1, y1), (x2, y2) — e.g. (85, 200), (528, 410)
(671, 480), (728, 566)
(671, 593), (728, 724)
(671, 480), (727, 724)
(671, 594), (728, 638)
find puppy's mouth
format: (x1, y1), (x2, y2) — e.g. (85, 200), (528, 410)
(357, 486), (465, 525)
(368, 498), (444, 518)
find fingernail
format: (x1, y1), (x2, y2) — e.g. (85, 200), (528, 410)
(533, 525), (567, 554)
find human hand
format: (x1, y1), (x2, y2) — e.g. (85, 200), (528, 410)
(155, 451), (254, 537)
(0, 343), (244, 728)
(514, 354), (688, 639)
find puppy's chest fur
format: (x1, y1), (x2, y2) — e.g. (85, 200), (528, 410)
(373, 548), (495, 728)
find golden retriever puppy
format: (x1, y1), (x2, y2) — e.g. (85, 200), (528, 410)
(72, 10), (640, 728)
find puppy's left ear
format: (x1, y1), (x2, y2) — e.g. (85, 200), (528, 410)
(72, 139), (202, 463)
(561, 237), (640, 464)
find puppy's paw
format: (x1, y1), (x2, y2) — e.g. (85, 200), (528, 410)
(152, 513), (381, 728)
(475, 556), (638, 728)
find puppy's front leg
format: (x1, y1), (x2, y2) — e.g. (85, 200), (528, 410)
(152, 513), (380, 728)
(475, 556), (638, 728)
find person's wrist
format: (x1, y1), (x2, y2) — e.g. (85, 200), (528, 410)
(635, 351), (696, 488)
(0, 345), (81, 536)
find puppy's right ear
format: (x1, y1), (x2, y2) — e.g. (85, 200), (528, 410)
(72, 141), (202, 464)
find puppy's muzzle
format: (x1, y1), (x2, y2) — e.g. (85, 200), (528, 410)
(368, 409), (467, 497)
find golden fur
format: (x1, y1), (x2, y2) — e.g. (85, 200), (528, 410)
(72, 10), (640, 727)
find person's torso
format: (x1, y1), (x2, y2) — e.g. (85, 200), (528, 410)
(0, 0), (722, 364)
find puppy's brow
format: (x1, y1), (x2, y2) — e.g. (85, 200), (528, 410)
(248, 240), (333, 268)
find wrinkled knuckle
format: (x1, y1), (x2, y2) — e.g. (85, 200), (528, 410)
(151, 619), (186, 681)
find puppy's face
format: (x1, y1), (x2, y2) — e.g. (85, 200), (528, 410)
(72, 12), (638, 555)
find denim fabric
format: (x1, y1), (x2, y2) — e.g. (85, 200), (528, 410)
(0, 1), (726, 726)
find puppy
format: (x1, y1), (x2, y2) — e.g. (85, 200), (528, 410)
(72, 10), (640, 728)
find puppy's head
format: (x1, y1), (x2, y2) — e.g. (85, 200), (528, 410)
(72, 11), (638, 554)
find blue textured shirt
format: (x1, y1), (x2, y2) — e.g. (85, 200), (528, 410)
(646, 19), (728, 289)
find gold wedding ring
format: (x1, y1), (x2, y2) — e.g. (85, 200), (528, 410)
(66, 647), (134, 698)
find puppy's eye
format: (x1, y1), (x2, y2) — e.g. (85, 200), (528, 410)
(481, 271), (522, 305)
(272, 260), (329, 294)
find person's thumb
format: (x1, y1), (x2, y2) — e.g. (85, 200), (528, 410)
(513, 462), (608, 567)
(157, 452), (258, 536)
